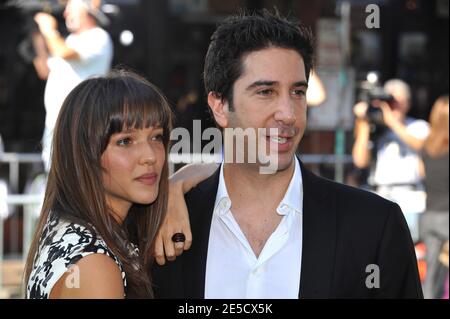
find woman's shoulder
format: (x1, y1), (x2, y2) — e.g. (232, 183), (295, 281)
(27, 213), (125, 299)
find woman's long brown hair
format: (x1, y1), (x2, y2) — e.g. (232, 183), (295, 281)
(23, 69), (172, 298)
(424, 95), (449, 158)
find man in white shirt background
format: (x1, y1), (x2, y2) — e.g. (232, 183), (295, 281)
(33, 0), (113, 171)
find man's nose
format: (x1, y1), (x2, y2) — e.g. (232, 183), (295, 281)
(274, 95), (296, 126)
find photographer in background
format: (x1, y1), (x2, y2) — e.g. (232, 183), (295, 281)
(34, 0), (113, 171)
(352, 79), (430, 242)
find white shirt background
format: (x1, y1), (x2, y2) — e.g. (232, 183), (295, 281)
(44, 27), (113, 129)
(373, 117), (430, 186)
(205, 158), (303, 299)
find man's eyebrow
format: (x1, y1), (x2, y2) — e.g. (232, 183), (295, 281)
(246, 81), (278, 91)
(293, 81), (309, 88)
(245, 80), (309, 91)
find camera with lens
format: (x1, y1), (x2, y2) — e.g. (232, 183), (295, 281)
(365, 87), (394, 126)
(6, 1), (65, 63)
(357, 73), (394, 126)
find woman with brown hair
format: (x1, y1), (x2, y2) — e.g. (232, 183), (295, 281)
(420, 95), (449, 298)
(24, 69), (173, 298)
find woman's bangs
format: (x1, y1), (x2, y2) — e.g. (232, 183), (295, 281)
(121, 97), (170, 132)
(106, 90), (170, 139)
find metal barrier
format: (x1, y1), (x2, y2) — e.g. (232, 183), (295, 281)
(0, 153), (43, 194)
(0, 153), (43, 292)
(0, 152), (353, 293)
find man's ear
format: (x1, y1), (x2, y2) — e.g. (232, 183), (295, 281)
(207, 92), (229, 128)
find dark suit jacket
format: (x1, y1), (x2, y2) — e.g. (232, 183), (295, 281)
(153, 160), (423, 298)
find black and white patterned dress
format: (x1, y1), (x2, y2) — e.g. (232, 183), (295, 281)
(26, 213), (130, 299)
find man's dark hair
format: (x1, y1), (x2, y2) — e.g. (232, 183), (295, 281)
(203, 9), (314, 109)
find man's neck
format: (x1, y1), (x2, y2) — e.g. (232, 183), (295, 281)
(221, 159), (297, 257)
(73, 21), (97, 34)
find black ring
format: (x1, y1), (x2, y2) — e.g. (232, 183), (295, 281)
(172, 232), (186, 243)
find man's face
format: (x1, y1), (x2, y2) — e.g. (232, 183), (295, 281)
(386, 88), (410, 119)
(217, 46), (308, 172)
(64, 0), (91, 32)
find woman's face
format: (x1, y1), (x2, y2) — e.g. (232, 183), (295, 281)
(101, 126), (166, 222)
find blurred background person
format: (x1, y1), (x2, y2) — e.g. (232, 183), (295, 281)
(352, 79), (430, 242)
(419, 95), (449, 299)
(33, 0), (113, 171)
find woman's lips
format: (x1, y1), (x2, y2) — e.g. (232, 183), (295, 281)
(135, 173), (158, 185)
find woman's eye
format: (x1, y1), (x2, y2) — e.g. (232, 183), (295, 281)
(151, 134), (164, 142)
(116, 137), (132, 146)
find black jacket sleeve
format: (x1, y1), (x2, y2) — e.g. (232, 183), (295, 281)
(374, 202), (424, 298)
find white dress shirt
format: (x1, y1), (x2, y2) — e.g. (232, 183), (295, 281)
(205, 158), (303, 299)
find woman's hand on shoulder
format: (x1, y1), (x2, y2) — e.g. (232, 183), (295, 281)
(153, 163), (219, 266)
(154, 179), (192, 266)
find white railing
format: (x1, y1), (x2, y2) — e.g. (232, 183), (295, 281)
(1, 153), (44, 292)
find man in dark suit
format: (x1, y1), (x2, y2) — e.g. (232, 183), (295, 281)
(153, 10), (423, 298)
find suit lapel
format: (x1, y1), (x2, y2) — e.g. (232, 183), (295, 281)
(183, 166), (221, 298)
(298, 160), (337, 298)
